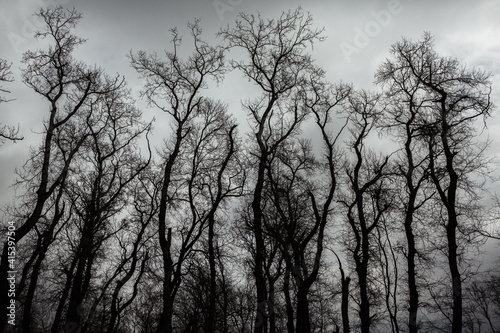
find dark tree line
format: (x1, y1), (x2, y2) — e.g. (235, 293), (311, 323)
(0, 6), (498, 333)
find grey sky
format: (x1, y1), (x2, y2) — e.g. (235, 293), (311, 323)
(1, 0), (500, 210)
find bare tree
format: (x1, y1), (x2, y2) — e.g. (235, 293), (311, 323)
(219, 9), (323, 332)
(338, 90), (391, 333)
(60, 87), (150, 332)
(264, 79), (350, 333)
(8, 77), (151, 333)
(375, 44), (439, 332)
(64, 187), (153, 333)
(377, 33), (493, 333)
(171, 99), (243, 333)
(329, 248), (351, 333)
(0, 7), (124, 331)
(130, 24), (244, 332)
(100, 167), (158, 333)
(374, 213), (401, 333)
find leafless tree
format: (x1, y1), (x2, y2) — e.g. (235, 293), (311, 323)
(0, 7), (126, 331)
(337, 90), (391, 333)
(264, 78), (350, 333)
(377, 33), (493, 333)
(219, 9), (323, 332)
(375, 41), (440, 332)
(100, 167), (158, 333)
(465, 272), (500, 332)
(131, 24), (244, 332)
(58, 88), (150, 332)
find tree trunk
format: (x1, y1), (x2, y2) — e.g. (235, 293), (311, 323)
(439, 96), (462, 333)
(341, 276), (351, 333)
(207, 215), (217, 333)
(283, 269), (294, 333)
(51, 255), (78, 333)
(252, 150), (268, 333)
(65, 228), (94, 330)
(405, 213), (419, 333)
(157, 228), (174, 333)
(444, 147), (462, 333)
(295, 286), (311, 333)
(156, 125), (182, 333)
(447, 210), (462, 333)
(22, 231), (54, 332)
(268, 281), (276, 333)
(404, 125), (420, 333)
(357, 236), (371, 333)
(0, 123), (54, 332)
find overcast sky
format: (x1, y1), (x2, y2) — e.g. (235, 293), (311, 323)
(1, 0), (500, 213)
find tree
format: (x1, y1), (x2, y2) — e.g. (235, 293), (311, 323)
(60, 85), (150, 332)
(0, 7), (124, 331)
(219, 9), (323, 332)
(9, 67), (151, 333)
(330, 248), (351, 333)
(375, 44), (437, 332)
(172, 99), (243, 333)
(375, 33), (493, 332)
(373, 208), (401, 333)
(265, 78), (351, 333)
(338, 90), (391, 333)
(130, 23), (242, 332)
(16, 171), (68, 332)
(97, 166), (157, 333)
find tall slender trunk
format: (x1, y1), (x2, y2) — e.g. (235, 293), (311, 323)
(0, 113), (55, 332)
(268, 281), (276, 333)
(405, 209), (419, 333)
(443, 138), (462, 333)
(22, 229), (55, 332)
(403, 183), (419, 333)
(357, 246), (370, 333)
(156, 125), (183, 333)
(430, 96), (462, 333)
(340, 267), (351, 333)
(106, 237), (148, 333)
(252, 150), (268, 333)
(448, 215), (461, 333)
(403, 111), (420, 333)
(283, 269), (294, 333)
(217, 247), (229, 333)
(295, 285), (311, 333)
(157, 228), (174, 333)
(51, 255), (78, 333)
(207, 215), (217, 333)
(65, 225), (94, 330)
(355, 191), (371, 333)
